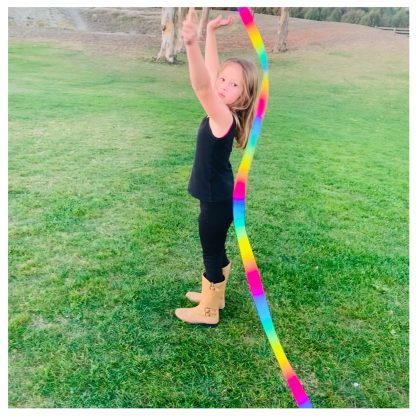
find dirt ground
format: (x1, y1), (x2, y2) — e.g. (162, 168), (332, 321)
(8, 7), (408, 60)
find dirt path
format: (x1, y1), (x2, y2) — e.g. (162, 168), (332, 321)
(65, 8), (88, 31)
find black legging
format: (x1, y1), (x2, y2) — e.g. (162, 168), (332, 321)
(198, 199), (233, 283)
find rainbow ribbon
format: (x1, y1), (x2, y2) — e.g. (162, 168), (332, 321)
(234, 7), (313, 408)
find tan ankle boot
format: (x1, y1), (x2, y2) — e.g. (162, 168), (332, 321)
(186, 261), (231, 309)
(175, 273), (226, 326)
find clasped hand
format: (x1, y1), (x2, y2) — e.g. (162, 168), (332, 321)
(182, 8), (198, 46)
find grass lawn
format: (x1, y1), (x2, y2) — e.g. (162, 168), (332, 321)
(8, 35), (408, 408)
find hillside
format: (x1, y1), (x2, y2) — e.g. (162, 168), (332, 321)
(9, 7), (408, 59)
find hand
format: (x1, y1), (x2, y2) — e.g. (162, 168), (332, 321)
(182, 8), (198, 46)
(207, 14), (234, 31)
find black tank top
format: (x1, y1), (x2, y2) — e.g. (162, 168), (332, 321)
(188, 115), (237, 202)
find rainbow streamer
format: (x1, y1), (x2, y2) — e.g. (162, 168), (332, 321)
(234, 7), (313, 409)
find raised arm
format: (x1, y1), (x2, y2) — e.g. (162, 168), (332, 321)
(182, 8), (211, 92)
(182, 9), (234, 135)
(205, 28), (220, 88)
(205, 15), (234, 88)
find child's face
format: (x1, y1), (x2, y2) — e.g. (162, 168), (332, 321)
(215, 63), (244, 107)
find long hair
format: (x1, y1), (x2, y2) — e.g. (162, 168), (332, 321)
(218, 58), (259, 150)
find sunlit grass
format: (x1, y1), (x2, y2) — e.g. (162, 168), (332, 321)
(8, 36), (408, 408)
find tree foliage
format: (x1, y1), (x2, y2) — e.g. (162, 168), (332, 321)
(216, 7), (409, 28)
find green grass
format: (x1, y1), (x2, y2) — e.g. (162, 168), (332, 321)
(8, 37), (408, 408)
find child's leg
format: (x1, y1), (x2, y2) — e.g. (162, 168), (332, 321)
(222, 248), (230, 269)
(198, 200), (233, 283)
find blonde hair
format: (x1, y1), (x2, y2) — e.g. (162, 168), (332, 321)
(218, 58), (259, 150)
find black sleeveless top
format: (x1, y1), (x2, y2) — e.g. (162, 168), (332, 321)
(188, 115), (237, 202)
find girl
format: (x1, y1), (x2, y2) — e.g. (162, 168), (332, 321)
(175, 9), (259, 326)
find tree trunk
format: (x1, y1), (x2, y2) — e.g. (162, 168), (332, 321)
(176, 7), (189, 53)
(157, 7), (182, 63)
(197, 7), (210, 40)
(273, 7), (289, 53)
